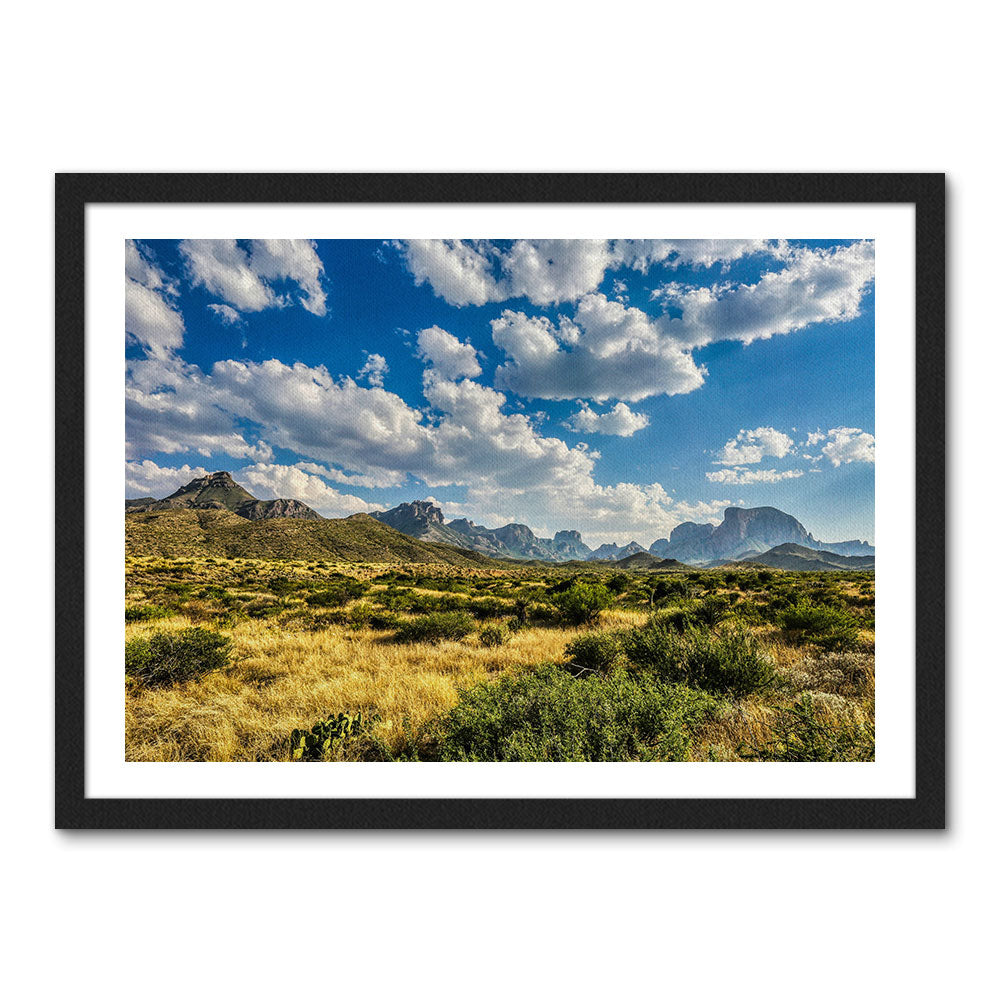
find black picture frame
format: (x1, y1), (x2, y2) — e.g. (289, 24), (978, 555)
(55, 173), (945, 830)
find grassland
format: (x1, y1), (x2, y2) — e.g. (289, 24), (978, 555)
(125, 554), (875, 762)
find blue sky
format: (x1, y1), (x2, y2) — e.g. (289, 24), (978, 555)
(125, 238), (875, 547)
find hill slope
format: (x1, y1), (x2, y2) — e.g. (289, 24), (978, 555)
(125, 509), (494, 564)
(739, 542), (875, 572)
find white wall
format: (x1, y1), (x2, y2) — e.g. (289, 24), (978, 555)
(2, 3), (991, 996)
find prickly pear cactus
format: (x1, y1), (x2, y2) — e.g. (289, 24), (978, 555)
(290, 711), (373, 761)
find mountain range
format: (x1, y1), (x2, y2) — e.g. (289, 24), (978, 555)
(125, 474), (874, 569)
(371, 499), (873, 566)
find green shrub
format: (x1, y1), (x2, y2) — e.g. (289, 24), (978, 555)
(779, 601), (860, 651)
(564, 630), (626, 674)
(692, 594), (731, 626)
(468, 596), (510, 620)
(125, 627), (231, 687)
(305, 584), (364, 608)
(345, 602), (402, 630)
(738, 694), (874, 761)
(125, 604), (172, 623)
(437, 664), (717, 762)
(622, 621), (775, 696)
(552, 581), (615, 625)
(479, 623), (509, 648)
(607, 573), (631, 595)
(652, 577), (689, 605)
(392, 611), (477, 644)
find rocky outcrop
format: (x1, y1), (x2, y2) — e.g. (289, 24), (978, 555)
(236, 498), (322, 521)
(125, 471), (323, 521)
(552, 529), (592, 561)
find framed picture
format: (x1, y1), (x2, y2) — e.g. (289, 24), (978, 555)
(55, 173), (945, 829)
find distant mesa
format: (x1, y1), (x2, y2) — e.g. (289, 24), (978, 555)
(125, 471), (323, 521)
(649, 506), (874, 566)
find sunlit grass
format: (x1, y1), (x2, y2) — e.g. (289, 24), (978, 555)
(124, 557), (875, 762)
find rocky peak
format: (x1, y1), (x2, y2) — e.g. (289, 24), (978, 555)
(669, 521), (714, 544)
(371, 500), (446, 535)
(491, 523), (536, 545)
(126, 471), (322, 521)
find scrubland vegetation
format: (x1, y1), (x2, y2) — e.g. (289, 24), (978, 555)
(124, 556), (875, 762)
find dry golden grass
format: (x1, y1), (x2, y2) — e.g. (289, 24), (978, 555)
(690, 647), (875, 761)
(126, 614), (572, 761)
(125, 556), (875, 762)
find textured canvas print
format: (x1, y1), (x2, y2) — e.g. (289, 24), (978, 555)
(124, 238), (876, 763)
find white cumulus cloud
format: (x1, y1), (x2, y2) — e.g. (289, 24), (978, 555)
(489, 242), (873, 404)
(179, 239), (327, 317)
(393, 239), (501, 307)
(493, 296), (705, 403)
(394, 239), (794, 308)
(125, 459), (210, 497)
(126, 356), (274, 461)
(821, 427), (876, 466)
(565, 402), (649, 437)
(715, 426), (795, 466)
(207, 303), (242, 325)
(706, 467), (805, 484)
(613, 239), (783, 273)
(125, 240), (185, 357)
(357, 352), (388, 387)
(658, 241), (875, 348)
(416, 326), (482, 381)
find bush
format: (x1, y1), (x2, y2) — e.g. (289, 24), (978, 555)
(125, 627), (231, 687)
(552, 581), (615, 625)
(606, 573), (630, 595)
(691, 594), (732, 626)
(125, 604), (172, 623)
(392, 611), (477, 644)
(468, 596), (510, 620)
(652, 577), (689, 605)
(738, 694), (874, 761)
(564, 630), (626, 673)
(779, 601), (860, 651)
(479, 623), (509, 648)
(305, 583), (365, 608)
(437, 664), (717, 762)
(344, 602), (401, 630)
(622, 621), (775, 696)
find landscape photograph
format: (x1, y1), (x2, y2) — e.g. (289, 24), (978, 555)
(124, 236), (876, 763)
